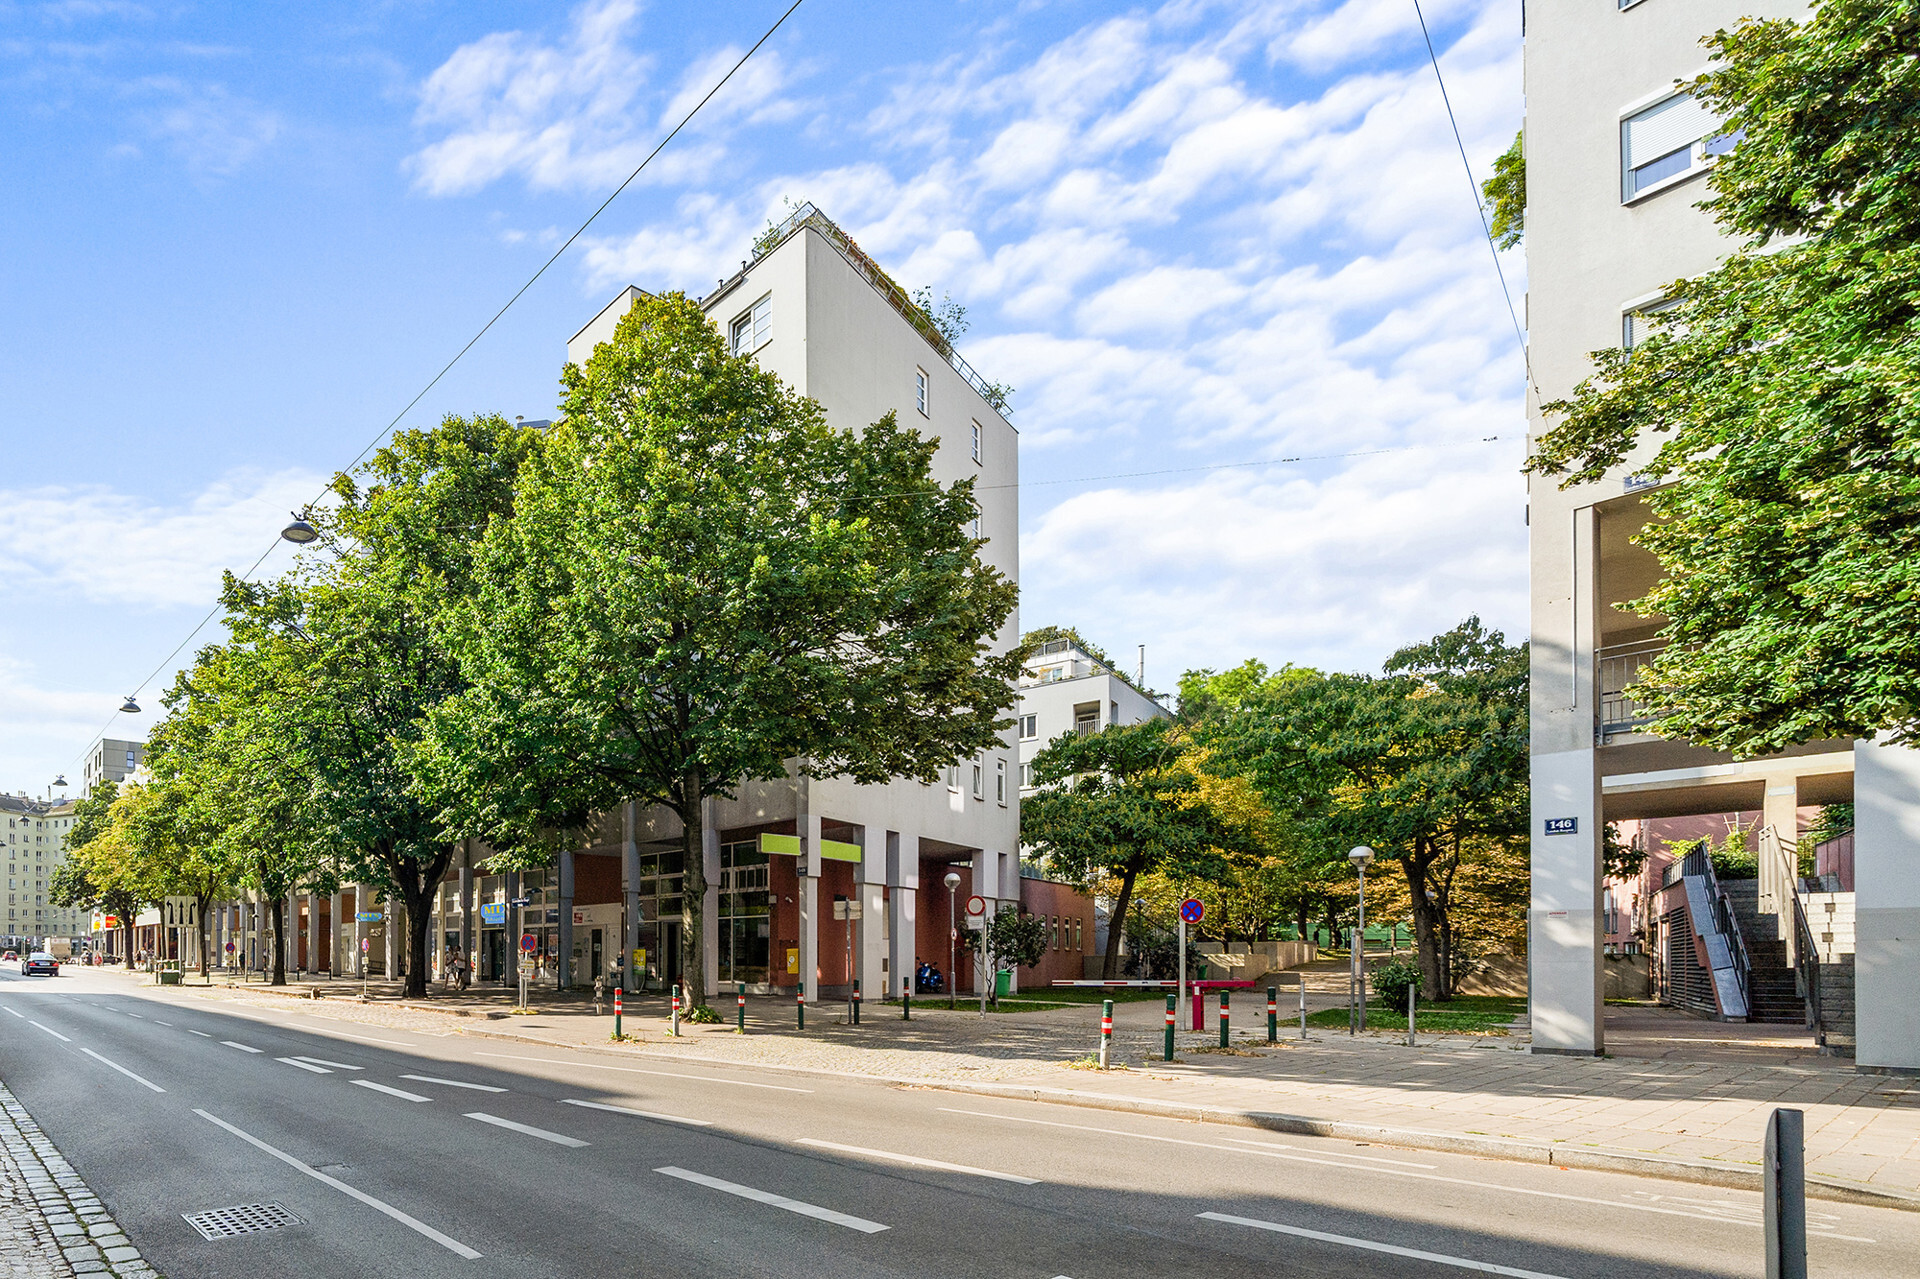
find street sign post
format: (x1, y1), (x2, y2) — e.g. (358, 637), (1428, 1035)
(520, 933), (537, 953)
(359, 937), (370, 1001)
(1178, 899), (1203, 1028)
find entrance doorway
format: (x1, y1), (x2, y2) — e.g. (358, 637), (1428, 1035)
(482, 930), (507, 983)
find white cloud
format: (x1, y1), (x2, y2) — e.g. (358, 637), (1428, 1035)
(135, 77), (279, 175)
(0, 468), (325, 610)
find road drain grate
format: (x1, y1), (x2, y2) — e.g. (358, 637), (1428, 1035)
(182, 1203), (303, 1240)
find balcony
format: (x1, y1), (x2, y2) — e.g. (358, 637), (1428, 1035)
(1598, 639), (1665, 739)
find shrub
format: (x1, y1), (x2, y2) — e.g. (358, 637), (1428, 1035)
(683, 1004), (720, 1024)
(1372, 957), (1421, 1010)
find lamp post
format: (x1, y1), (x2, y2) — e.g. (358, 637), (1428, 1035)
(944, 870), (962, 1010)
(280, 511), (320, 545)
(1348, 846), (1373, 1034)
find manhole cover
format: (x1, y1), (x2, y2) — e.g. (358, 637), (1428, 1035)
(182, 1203), (303, 1241)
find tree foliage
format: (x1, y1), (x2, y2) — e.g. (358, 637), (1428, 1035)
(429, 292), (1021, 1003)
(51, 782), (143, 967)
(1482, 130), (1524, 250)
(1529, 1), (1920, 753)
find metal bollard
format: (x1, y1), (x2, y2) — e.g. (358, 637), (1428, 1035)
(902, 977), (912, 1020)
(1765, 1108), (1807, 1279)
(1267, 986), (1277, 1043)
(852, 978), (861, 1026)
(1219, 989), (1230, 1048)
(1407, 981), (1416, 1047)
(1163, 993), (1176, 1061)
(670, 982), (681, 1037)
(797, 982), (805, 1030)
(1099, 999), (1113, 1069)
(737, 981), (747, 1033)
(1299, 981), (1308, 1039)
(613, 987), (623, 1038)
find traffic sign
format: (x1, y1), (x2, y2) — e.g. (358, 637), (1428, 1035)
(519, 933), (538, 953)
(360, 938), (370, 954)
(1180, 899), (1205, 924)
(965, 895), (987, 917)
(224, 941), (235, 953)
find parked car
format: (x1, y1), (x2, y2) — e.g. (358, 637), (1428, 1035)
(1, 950), (17, 963)
(21, 952), (58, 977)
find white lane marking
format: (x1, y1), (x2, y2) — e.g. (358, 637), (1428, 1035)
(194, 1109), (481, 1259)
(1200, 1212), (1570, 1279)
(307, 1028), (412, 1047)
(465, 1112), (588, 1147)
(351, 1080), (431, 1103)
(29, 1021), (69, 1042)
(473, 1052), (812, 1092)
(796, 1138), (1039, 1184)
(2, 1007), (22, 1018)
(187, 1029), (212, 1037)
(220, 1041), (263, 1054)
(292, 1057), (363, 1071)
(152, 1020), (172, 1026)
(937, 1109), (1870, 1238)
(125, 1012), (143, 1019)
(1224, 1137), (1435, 1169)
(560, 1099), (709, 1126)
(79, 1047), (165, 1093)
(278, 1057), (332, 1074)
(655, 1166), (887, 1233)
(402, 1075), (505, 1093)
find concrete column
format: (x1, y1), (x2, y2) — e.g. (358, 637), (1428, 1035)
(329, 892), (342, 976)
(702, 799), (721, 999)
(458, 842), (474, 975)
(1853, 740), (1920, 1072)
(353, 886), (367, 979)
(797, 770), (820, 1001)
(1529, 502), (1604, 1056)
(622, 802), (640, 995)
(557, 848), (575, 989)
(859, 830), (886, 1003)
(897, 837), (920, 999)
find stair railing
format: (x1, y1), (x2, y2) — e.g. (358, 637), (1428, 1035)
(1759, 825), (1823, 1039)
(1682, 845), (1752, 1019)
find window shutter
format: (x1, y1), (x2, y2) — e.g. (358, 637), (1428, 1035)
(1624, 93), (1715, 167)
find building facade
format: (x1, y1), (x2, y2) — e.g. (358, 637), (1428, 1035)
(1016, 635), (1169, 794)
(3, 793), (83, 948)
(82, 737), (143, 791)
(1526, 1), (1916, 1070)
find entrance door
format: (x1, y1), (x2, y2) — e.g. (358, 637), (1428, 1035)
(483, 931), (507, 983)
(590, 928), (604, 981)
(659, 922), (681, 986)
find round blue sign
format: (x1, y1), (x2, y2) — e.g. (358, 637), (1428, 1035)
(1180, 899), (1205, 924)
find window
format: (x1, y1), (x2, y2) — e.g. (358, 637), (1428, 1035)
(1020, 762), (1034, 788)
(946, 764), (960, 791)
(1018, 714), (1037, 740)
(971, 762), (984, 800)
(1621, 93), (1730, 200)
(1110, 701), (1119, 726)
(995, 759), (1007, 806)
(1074, 706), (1099, 736)
(970, 420), (982, 464)
(729, 293), (772, 354)
(1622, 297), (1680, 350)
(1074, 919), (1082, 950)
(970, 504), (981, 540)
(915, 368), (929, 416)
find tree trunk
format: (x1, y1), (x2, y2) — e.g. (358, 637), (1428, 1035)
(121, 922), (135, 969)
(196, 893), (213, 978)
(1402, 846), (1446, 1001)
(403, 880), (433, 1000)
(269, 895), (287, 986)
(679, 769), (706, 1007)
(1101, 859), (1142, 980)
(1294, 900), (1309, 946)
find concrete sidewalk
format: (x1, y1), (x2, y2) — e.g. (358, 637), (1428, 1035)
(99, 967), (1920, 1210)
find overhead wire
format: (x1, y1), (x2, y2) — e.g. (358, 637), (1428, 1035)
(61, 0), (809, 773)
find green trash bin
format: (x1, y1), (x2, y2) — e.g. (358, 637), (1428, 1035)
(994, 968), (1011, 999)
(158, 970), (182, 986)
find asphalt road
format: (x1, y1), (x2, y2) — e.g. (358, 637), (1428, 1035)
(1, 965), (1911, 1278)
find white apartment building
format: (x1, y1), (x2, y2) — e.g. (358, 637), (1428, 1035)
(1527, 2), (1916, 1071)
(1016, 635), (1169, 793)
(82, 737), (143, 792)
(541, 202), (1021, 1000)
(2, 792), (83, 947)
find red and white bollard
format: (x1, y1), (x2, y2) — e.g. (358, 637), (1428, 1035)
(670, 982), (681, 1037)
(1098, 998), (1114, 1069)
(613, 987), (623, 1038)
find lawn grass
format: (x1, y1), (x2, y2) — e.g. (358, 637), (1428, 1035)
(1303, 994), (1525, 1035)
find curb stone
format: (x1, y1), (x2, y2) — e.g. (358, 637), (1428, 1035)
(0, 1081), (159, 1279)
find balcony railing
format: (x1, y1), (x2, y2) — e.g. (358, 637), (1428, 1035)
(1598, 639), (1665, 737)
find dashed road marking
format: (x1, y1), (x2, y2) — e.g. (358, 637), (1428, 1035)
(560, 1099), (707, 1126)
(655, 1166), (886, 1233)
(465, 1113), (587, 1147)
(79, 1047), (165, 1093)
(1200, 1212), (1568, 1278)
(402, 1075), (504, 1093)
(221, 1041), (263, 1054)
(797, 1138), (1038, 1184)
(351, 1080), (431, 1103)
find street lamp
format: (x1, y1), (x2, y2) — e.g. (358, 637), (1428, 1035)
(944, 870), (962, 1010)
(1348, 846), (1374, 1034)
(280, 511), (320, 545)
(118, 696), (140, 714)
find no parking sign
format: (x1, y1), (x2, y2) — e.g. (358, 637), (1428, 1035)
(1180, 899), (1205, 924)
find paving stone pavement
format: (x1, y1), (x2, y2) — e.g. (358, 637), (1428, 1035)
(0, 1081), (158, 1279)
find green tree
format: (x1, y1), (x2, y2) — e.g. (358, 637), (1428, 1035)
(1177, 659), (1319, 726)
(1529, 2), (1920, 753)
(1226, 619), (1528, 999)
(1482, 130), (1524, 249)
(1019, 719), (1231, 978)
(430, 293), (1021, 1005)
(52, 781), (144, 967)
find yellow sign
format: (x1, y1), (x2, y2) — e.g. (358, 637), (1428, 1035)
(633, 948), (647, 970)
(785, 947), (799, 974)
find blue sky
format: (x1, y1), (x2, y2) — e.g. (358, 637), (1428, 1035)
(0, 0), (1527, 790)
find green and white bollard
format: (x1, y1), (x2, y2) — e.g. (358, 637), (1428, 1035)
(852, 978), (861, 1026)
(1219, 989), (1230, 1048)
(902, 976), (911, 1020)
(1299, 980), (1308, 1039)
(737, 981), (747, 1033)
(1098, 999), (1113, 1069)
(670, 982), (680, 1037)
(1163, 993), (1175, 1061)
(797, 982), (805, 1031)
(613, 987), (623, 1039)
(1267, 985), (1277, 1042)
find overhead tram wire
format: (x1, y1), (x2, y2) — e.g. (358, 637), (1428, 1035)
(62, 0), (809, 773)
(1410, 0), (1536, 396)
